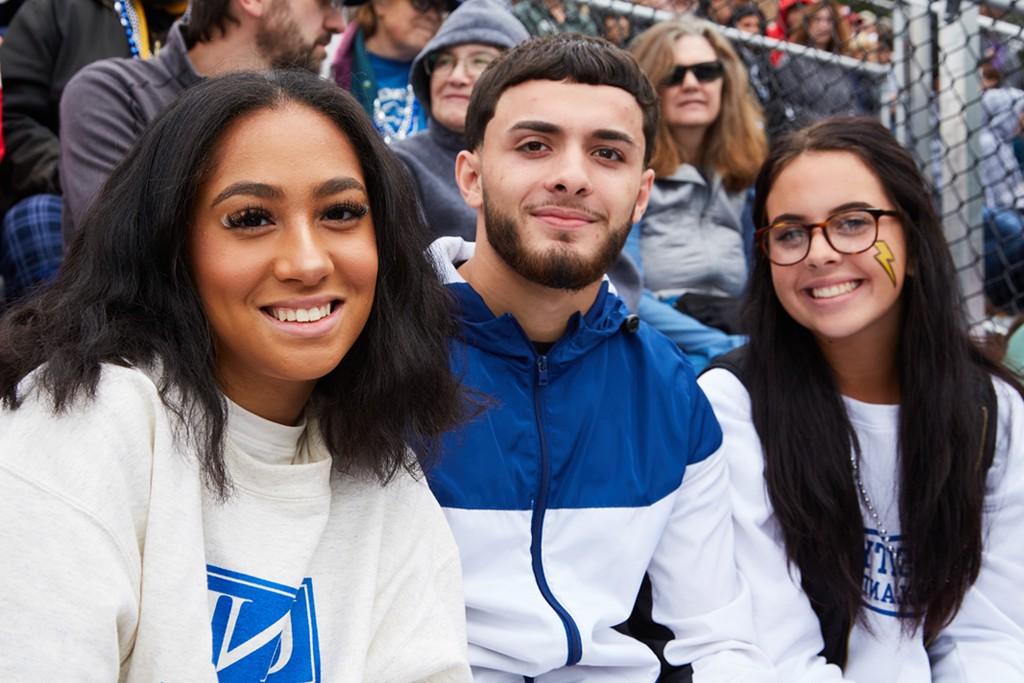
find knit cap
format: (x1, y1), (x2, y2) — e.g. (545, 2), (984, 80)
(409, 0), (530, 118)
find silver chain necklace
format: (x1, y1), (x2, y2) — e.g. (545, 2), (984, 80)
(372, 84), (415, 145)
(850, 452), (897, 559)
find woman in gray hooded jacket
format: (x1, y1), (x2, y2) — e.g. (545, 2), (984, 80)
(391, 0), (529, 244)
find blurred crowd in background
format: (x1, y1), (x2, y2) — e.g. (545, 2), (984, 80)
(0, 0), (1023, 362)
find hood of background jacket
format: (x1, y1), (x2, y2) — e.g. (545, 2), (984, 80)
(409, 0), (529, 119)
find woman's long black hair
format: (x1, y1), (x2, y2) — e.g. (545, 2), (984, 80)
(0, 70), (465, 495)
(744, 117), (1021, 642)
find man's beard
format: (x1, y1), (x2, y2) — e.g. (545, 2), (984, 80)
(256, 2), (324, 72)
(483, 192), (631, 292)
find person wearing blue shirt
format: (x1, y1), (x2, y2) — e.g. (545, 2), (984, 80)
(332, 0), (453, 143)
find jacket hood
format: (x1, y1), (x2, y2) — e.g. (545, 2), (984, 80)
(429, 237), (631, 376)
(410, 0), (529, 119)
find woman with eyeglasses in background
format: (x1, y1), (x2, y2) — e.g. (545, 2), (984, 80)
(391, 0), (529, 243)
(698, 117), (1024, 680)
(628, 18), (767, 370)
(333, 0), (455, 143)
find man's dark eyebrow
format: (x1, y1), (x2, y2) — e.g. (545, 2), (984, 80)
(508, 121), (637, 148)
(211, 182), (282, 207)
(509, 120), (562, 135)
(592, 129), (638, 147)
(313, 177), (366, 198)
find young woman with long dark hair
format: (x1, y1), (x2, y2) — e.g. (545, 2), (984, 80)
(0, 70), (471, 680)
(698, 117), (1024, 680)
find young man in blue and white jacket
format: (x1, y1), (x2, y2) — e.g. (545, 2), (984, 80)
(427, 33), (776, 682)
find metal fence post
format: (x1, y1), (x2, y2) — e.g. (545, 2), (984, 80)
(937, 0), (985, 323)
(901, 0), (936, 171)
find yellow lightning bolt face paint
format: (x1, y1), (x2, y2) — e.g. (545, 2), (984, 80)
(873, 240), (897, 287)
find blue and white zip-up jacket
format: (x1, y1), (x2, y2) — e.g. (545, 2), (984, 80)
(428, 238), (775, 682)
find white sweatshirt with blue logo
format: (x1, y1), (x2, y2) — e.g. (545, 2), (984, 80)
(0, 364), (471, 682)
(699, 368), (1024, 682)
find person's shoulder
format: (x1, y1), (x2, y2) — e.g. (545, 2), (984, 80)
(391, 129), (431, 151)
(0, 363), (181, 568)
(12, 362), (164, 429)
(0, 363), (169, 509)
(64, 53), (150, 101)
(376, 461), (437, 509)
(620, 320), (718, 413)
(631, 318), (696, 368)
(389, 131), (434, 168)
(95, 362), (164, 402)
(336, 460), (452, 539)
(986, 376), (1024, 506)
(992, 374), (1024, 442)
(697, 364), (751, 405)
(3, 0), (60, 31)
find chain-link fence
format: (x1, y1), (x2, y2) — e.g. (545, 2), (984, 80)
(513, 0), (1024, 332)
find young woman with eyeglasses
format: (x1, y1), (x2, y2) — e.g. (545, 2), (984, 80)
(698, 117), (1024, 680)
(628, 18), (767, 370)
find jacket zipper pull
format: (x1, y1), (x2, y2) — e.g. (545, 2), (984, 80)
(536, 355), (549, 387)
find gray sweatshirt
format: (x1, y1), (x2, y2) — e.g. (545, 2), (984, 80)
(393, 123), (476, 242)
(59, 21), (201, 241)
(639, 164), (748, 299)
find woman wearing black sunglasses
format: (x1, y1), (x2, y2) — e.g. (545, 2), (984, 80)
(627, 18), (767, 370)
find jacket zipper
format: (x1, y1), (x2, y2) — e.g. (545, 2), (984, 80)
(530, 354), (583, 666)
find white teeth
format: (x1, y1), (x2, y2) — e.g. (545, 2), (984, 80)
(811, 281), (860, 299)
(269, 303), (332, 323)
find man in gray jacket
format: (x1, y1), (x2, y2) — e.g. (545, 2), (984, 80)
(59, 0), (345, 240)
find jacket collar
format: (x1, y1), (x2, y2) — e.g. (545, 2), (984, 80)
(663, 162), (706, 184)
(429, 237), (629, 373)
(161, 21), (202, 89)
(657, 162), (726, 200)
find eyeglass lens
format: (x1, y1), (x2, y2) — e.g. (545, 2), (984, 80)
(664, 61), (724, 86)
(764, 209), (880, 265)
(428, 52), (498, 76)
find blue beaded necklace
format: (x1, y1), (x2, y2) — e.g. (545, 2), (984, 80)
(114, 0), (151, 59)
